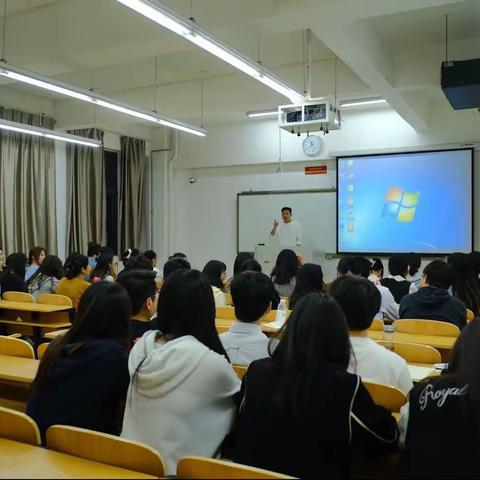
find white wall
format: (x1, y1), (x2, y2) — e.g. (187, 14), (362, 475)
(168, 105), (480, 282)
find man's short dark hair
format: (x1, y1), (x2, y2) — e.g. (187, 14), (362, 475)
(124, 254), (153, 271)
(330, 275), (381, 331)
(163, 257), (191, 278)
(143, 250), (157, 261)
(169, 252), (187, 260)
(231, 271), (274, 323)
(424, 260), (454, 290)
(337, 257), (354, 275)
(388, 253), (410, 277)
(116, 269), (157, 315)
(351, 256), (372, 278)
(281, 207), (292, 214)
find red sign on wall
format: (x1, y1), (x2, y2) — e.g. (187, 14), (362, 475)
(305, 165), (327, 175)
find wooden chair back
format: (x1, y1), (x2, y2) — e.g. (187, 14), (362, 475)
(376, 340), (441, 364)
(363, 380), (407, 412)
(216, 325), (230, 335)
(216, 306), (236, 320)
(36, 294), (73, 307)
(394, 319), (460, 337)
(466, 309), (475, 322)
(233, 364), (247, 381)
(369, 318), (384, 331)
(0, 407), (40, 445)
(46, 425), (166, 477)
(37, 342), (49, 360)
(177, 456), (295, 479)
(224, 293), (233, 306)
(2, 292), (34, 303)
(0, 336), (35, 359)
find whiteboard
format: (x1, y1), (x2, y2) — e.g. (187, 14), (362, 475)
(237, 190), (336, 253)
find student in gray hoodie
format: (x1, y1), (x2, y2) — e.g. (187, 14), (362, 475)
(121, 269), (240, 475)
(400, 260), (466, 329)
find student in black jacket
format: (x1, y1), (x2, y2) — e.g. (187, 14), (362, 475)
(400, 260), (466, 329)
(381, 253), (416, 303)
(0, 252), (27, 295)
(234, 292), (398, 479)
(116, 269), (159, 347)
(27, 282), (131, 442)
(400, 318), (480, 477)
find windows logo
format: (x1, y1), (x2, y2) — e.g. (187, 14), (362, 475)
(382, 187), (420, 223)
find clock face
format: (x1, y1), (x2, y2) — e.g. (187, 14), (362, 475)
(302, 135), (322, 156)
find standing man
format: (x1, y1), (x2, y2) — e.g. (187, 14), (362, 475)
(269, 207), (303, 246)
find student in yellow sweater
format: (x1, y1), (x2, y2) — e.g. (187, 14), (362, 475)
(57, 253), (92, 309)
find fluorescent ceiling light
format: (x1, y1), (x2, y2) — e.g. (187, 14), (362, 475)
(116, 0), (305, 103)
(246, 109), (277, 118)
(0, 62), (206, 137)
(340, 98), (387, 108)
(0, 118), (102, 147)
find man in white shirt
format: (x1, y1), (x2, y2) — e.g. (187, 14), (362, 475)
(269, 207), (303, 246)
(331, 275), (413, 394)
(220, 271), (273, 365)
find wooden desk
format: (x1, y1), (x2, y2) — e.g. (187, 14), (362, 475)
(0, 301), (72, 341)
(368, 330), (455, 350)
(216, 318), (280, 334)
(0, 354), (39, 411)
(0, 438), (156, 479)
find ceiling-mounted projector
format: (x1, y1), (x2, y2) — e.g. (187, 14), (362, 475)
(278, 99), (341, 134)
(441, 58), (480, 110)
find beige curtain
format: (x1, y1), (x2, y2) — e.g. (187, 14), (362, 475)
(120, 136), (146, 251)
(66, 128), (106, 254)
(0, 107), (57, 254)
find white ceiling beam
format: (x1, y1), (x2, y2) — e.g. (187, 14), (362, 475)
(313, 22), (430, 131)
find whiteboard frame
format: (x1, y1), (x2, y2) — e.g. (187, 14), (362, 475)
(236, 188), (336, 253)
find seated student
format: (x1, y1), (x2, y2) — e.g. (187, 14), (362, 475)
(368, 257), (384, 285)
(381, 253), (417, 303)
(143, 249), (161, 280)
(407, 252), (422, 290)
(56, 253), (92, 309)
(202, 260), (228, 307)
(270, 249), (299, 298)
(399, 319), (480, 477)
(220, 271), (272, 365)
(400, 260), (466, 329)
(26, 255), (64, 298)
(27, 282), (131, 442)
(239, 259), (281, 309)
(163, 256), (191, 279)
(25, 246), (47, 281)
(0, 253), (27, 295)
(331, 276), (413, 394)
(169, 252), (187, 260)
(338, 256), (399, 320)
(121, 269), (240, 475)
(448, 252), (480, 314)
(289, 263), (324, 310)
(116, 269), (159, 347)
(90, 252), (115, 283)
(87, 242), (101, 269)
(123, 254), (154, 271)
(225, 252), (254, 293)
(234, 292), (398, 478)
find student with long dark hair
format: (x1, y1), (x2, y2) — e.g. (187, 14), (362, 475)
(448, 252), (480, 314)
(234, 292), (398, 478)
(27, 282), (131, 441)
(270, 249), (299, 298)
(400, 318), (480, 476)
(407, 252), (422, 289)
(289, 263), (324, 309)
(90, 252), (115, 283)
(381, 253), (417, 304)
(87, 242), (101, 268)
(225, 252), (254, 293)
(202, 260), (227, 306)
(26, 255), (64, 298)
(0, 253), (27, 295)
(25, 246), (47, 281)
(56, 253), (92, 309)
(121, 269), (240, 475)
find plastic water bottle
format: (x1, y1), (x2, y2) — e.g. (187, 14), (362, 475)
(276, 299), (288, 325)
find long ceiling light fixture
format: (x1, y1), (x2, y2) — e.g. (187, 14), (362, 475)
(0, 62), (207, 137)
(0, 118), (102, 147)
(340, 98), (387, 108)
(246, 108), (277, 118)
(116, 0), (305, 104)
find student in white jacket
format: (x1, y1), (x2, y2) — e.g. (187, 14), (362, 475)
(121, 269), (240, 475)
